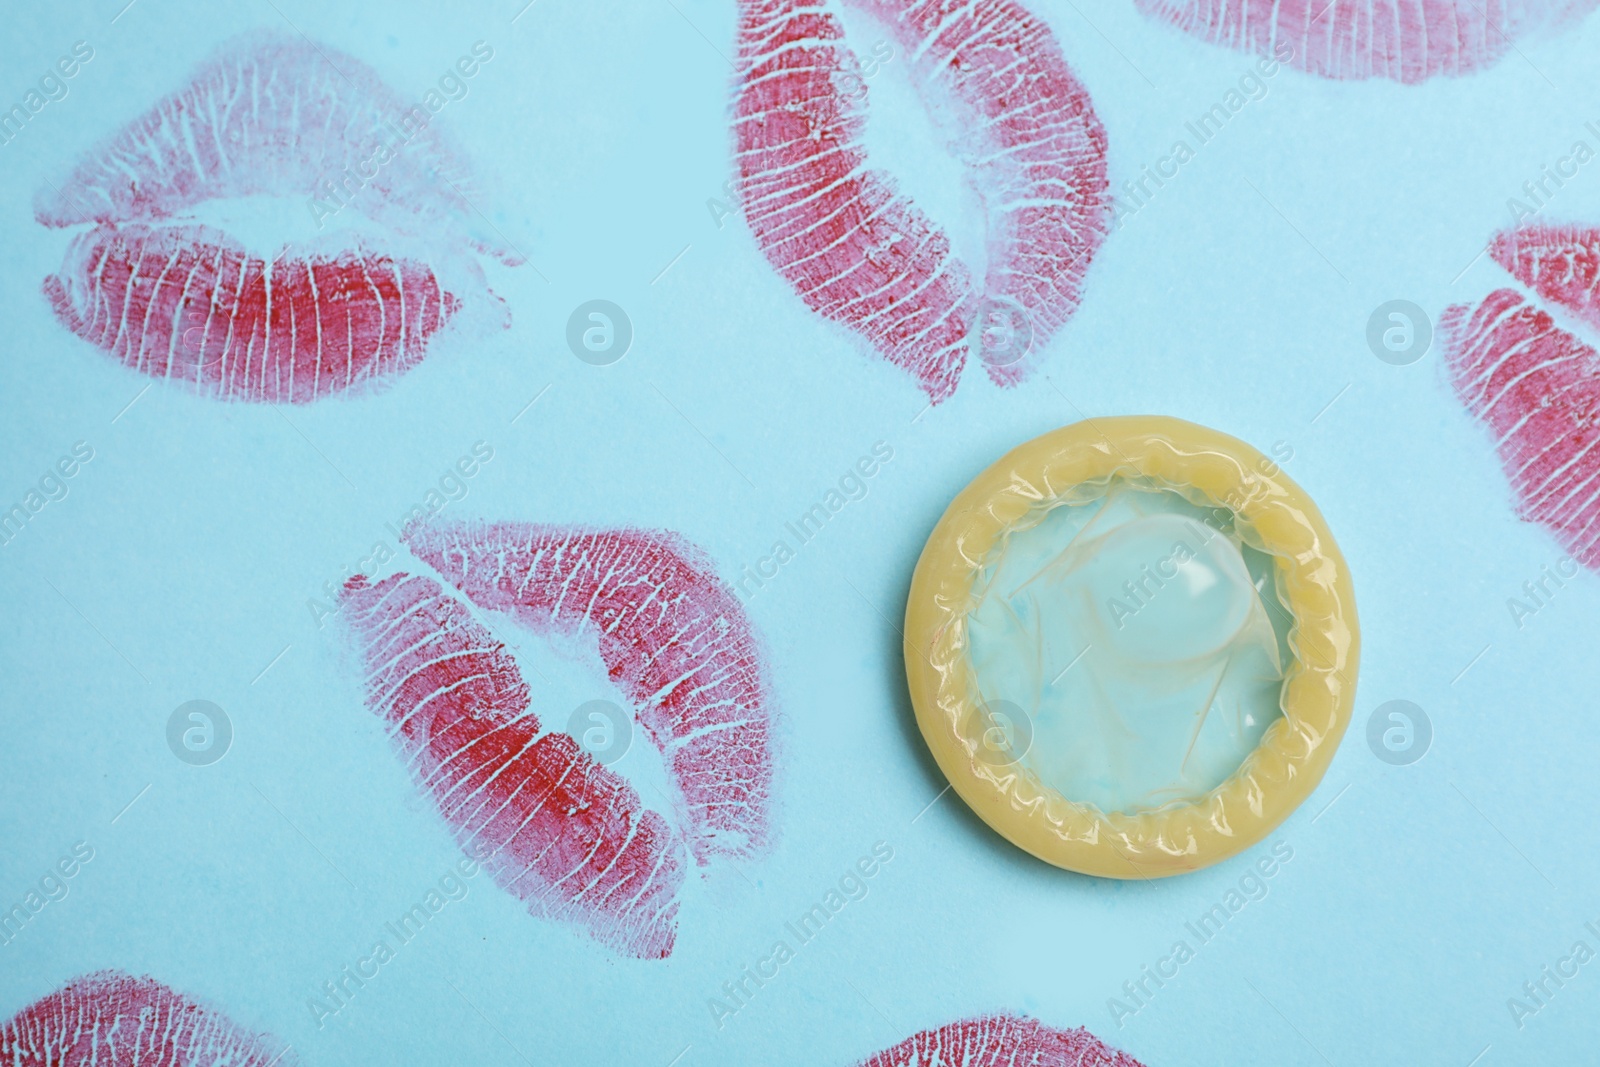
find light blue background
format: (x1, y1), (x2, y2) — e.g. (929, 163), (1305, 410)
(2, 1), (1598, 1064)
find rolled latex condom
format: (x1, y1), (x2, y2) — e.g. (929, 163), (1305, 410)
(904, 417), (1358, 877)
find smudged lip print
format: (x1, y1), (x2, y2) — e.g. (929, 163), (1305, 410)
(1442, 223), (1600, 570)
(36, 30), (518, 403)
(1134, 0), (1599, 83)
(733, 0), (1110, 403)
(0, 970), (294, 1067)
(340, 520), (777, 959)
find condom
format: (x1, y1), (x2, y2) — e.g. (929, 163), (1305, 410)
(904, 417), (1358, 878)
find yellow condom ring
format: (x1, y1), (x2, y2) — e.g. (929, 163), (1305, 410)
(904, 416), (1359, 878)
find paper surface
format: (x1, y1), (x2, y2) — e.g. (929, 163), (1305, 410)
(2, 1), (1598, 1064)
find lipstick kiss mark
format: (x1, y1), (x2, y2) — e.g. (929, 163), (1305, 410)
(0, 970), (293, 1067)
(733, 0), (1109, 403)
(1442, 224), (1600, 568)
(856, 1013), (1145, 1066)
(44, 224), (458, 403)
(1135, 0), (1598, 83)
(341, 522), (776, 958)
(37, 30), (516, 402)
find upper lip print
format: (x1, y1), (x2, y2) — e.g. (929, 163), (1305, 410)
(36, 30), (518, 404)
(1, 970), (294, 1067)
(340, 521), (777, 959)
(1135, 0), (1600, 82)
(856, 1013), (1146, 1067)
(734, 0), (1111, 404)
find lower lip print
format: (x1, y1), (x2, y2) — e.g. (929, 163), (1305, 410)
(0, 970), (293, 1066)
(733, 0), (1108, 403)
(857, 1013), (1145, 1066)
(341, 522), (776, 957)
(43, 223), (464, 403)
(1135, 0), (1597, 82)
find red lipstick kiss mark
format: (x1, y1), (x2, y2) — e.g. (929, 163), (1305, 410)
(43, 224), (458, 404)
(733, 0), (1109, 403)
(857, 1013), (1145, 1066)
(342, 570), (685, 958)
(1135, 0), (1598, 83)
(1441, 224), (1600, 567)
(1487, 223), (1600, 331)
(341, 522), (776, 958)
(38, 30), (515, 402)
(1, 970), (293, 1066)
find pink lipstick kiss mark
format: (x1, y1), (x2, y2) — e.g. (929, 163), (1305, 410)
(342, 571), (685, 958)
(37, 30), (515, 403)
(733, 0), (1109, 403)
(1135, 0), (1599, 83)
(0, 970), (293, 1067)
(857, 1013), (1146, 1067)
(341, 523), (776, 957)
(406, 521), (776, 865)
(1441, 224), (1600, 568)
(1487, 223), (1600, 331)
(43, 224), (459, 404)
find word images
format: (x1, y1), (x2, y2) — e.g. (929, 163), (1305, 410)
(308, 440), (494, 628)
(308, 41), (495, 227)
(735, 441), (894, 600)
(1114, 42), (1294, 229)
(307, 856), (482, 1028)
(1, 440), (95, 548)
(0, 841), (95, 947)
(1108, 841), (1293, 1027)
(1, 41), (94, 147)
(708, 841), (895, 1029)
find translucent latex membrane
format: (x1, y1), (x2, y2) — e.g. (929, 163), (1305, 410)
(966, 483), (1293, 815)
(904, 417), (1359, 878)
